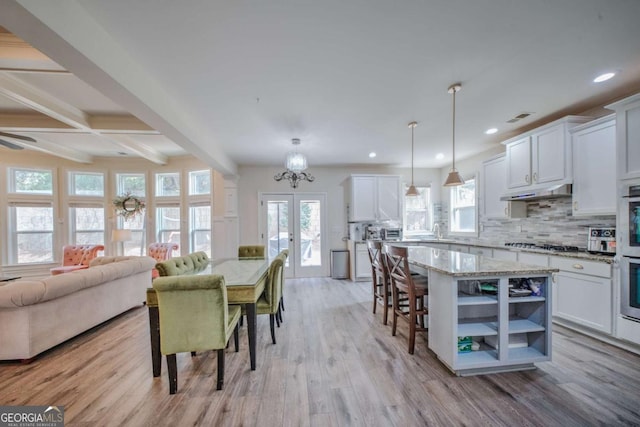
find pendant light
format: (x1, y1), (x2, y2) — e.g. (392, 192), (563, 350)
(406, 121), (419, 196)
(444, 83), (465, 187)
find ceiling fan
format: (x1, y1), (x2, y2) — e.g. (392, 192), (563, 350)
(0, 131), (36, 150)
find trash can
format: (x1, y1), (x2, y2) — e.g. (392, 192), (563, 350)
(330, 250), (349, 279)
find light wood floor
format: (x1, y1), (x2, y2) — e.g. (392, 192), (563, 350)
(1, 277), (639, 426)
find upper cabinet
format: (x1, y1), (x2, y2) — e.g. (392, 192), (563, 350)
(348, 175), (401, 222)
(503, 116), (592, 192)
(606, 93), (640, 180)
(481, 154), (525, 219)
(571, 115), (616, 216)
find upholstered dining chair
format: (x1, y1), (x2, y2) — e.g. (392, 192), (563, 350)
(383, 244), (429, 355)
(50, 244), (105, 275)
(238, 245), (266, 259)
(367, 240), (391, 325)
(148, 242), (179, 279)
(243, 254), (284, 344)
(152, 274), (241, 394)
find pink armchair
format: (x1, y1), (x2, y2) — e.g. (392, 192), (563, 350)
(50, 244), (105, 276)
(148, 242), (179, 279)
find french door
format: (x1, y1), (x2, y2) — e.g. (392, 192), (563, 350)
(260, 193), (327, 278)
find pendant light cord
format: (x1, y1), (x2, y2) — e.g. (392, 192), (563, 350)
(411, 123), (415, 184)
(451, 88), (456, 171)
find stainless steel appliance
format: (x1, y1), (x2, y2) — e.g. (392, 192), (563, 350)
(366, 225), (382, 240)
(587, 227), (616, 254)
(381, 227), (402, 241)
(348, 223), (365, 241)
(619, 182), (640, 257)
(620, 256), (640, 321)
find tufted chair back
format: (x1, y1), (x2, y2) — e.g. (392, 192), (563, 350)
(155, 251), (209, 277)
(148, 242), (179, 263)
(50, 244), (105, 275)
(238, 245), (265, 259)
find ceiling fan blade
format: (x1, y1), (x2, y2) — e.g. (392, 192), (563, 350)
(0, 131), (36, 143)
(0, 138), (25, 150)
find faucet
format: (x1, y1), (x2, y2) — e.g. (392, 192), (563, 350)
(433, 223), (442, 240)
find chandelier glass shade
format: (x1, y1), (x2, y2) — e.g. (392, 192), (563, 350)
(274, 138), (315, 188)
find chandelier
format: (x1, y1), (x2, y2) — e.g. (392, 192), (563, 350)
(274, 138), (315, 188)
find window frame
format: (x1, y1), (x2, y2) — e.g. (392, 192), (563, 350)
(448, 175), (478, 237)
(402, 184), (433, 238)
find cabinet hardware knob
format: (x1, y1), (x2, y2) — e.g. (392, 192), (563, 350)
(504, 207), (508, 215)
(533, 172), (538, 182)
(572, 263), (584, 270)
(573, 201), (578, 210)
(525, 174), (530, 183)
(552, 273), (556, 283)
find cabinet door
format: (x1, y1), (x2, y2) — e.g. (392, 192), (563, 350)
(350, 176), (377, 221)
(224, 187), (238, 216)
(553, 271), (612, 334)
(482, 156), (509, 218)
(376, 176), (401, 221)
(572, 118), (616, 216)
(355, 243), (372, 279)
(505, 136), (531, 189)
(532, 124), (567, 184)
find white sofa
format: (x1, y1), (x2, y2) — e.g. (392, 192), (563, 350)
(0, 255), (156, 361)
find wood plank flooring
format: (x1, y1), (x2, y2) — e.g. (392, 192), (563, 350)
(1, 277), (639, 426)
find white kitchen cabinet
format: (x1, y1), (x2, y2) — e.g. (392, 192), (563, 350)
(571, 115), (616, 216)
(503, 116), (591, 192)
(348, 175), (401, 222)
(606, 93), (640, 180)
(482, 154), (526, 219)
(224, 186), (238, 217)
(348, 240), (372, 281)
(550, 256), (613, 334)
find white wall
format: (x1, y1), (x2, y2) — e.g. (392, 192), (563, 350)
(237, 164), (443, 251)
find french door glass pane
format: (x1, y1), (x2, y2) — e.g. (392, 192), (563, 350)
(300, 200), (321, 266)
(267, 201), (289, 260)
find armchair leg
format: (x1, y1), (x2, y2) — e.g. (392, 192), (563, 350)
(191, 352), (196, 357)
(234, 323), (239, 352)
(269, 314), (276, 344)
(239, 315), (244, 327)
(275, 309), (281, 328)
(216, 349), (225, 390)
(167, 354), (177, 395)
(278, 304), (283, 324)
(280, 297), (285, 312)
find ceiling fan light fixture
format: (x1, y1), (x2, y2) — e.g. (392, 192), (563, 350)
(444, 83), (465, 187)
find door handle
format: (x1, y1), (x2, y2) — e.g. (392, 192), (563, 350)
(533, 172), (538, 182)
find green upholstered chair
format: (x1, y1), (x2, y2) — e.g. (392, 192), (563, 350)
(243, 254), (284, 344)
(238, 245), (266, 259)
(155, 251), (209, 277)
(277, 249), (289, 319)
(152, 274), (241, 394)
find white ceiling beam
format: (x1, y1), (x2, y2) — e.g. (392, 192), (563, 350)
(0, 72), (91, 129)
(7, 133), (93, 163)
(106, 134), (168, 165)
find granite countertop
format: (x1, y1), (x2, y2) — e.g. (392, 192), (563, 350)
(400, 245), (559, 277)
(402, 239), (615, 264)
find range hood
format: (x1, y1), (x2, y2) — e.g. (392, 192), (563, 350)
(500, 184), (572, 201)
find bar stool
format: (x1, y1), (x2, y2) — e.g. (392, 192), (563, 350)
(367, 240), (391, 325)
(383, 244), (428, 355)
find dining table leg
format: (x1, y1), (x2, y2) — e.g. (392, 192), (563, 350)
(148, 306), (161, 377)
(245, 302), (257, 370)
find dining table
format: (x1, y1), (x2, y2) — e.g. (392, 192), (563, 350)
(147, 257), (270, 375)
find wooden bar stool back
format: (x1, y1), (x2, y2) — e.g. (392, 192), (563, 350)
(383, 244), (428, 355)
(367, 240), (391, 325)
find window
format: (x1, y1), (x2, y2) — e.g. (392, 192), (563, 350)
(8, 168), (55, 264)
(156, 206), (181, 244)
(116, 173), (146, 255)
(403, 186), (432, 238)
(156, 172), (180, 197)
(188, 170), (211, 256)
(68, 171), (105, 245)
(449, 177), (477, 234)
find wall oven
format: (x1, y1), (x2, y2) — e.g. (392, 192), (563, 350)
(619, 182), (640, 257)
(620, 256), (640, 321)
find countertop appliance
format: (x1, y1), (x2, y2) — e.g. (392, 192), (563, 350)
(381, 227), (402, 241)
(587, 227), (616, 254)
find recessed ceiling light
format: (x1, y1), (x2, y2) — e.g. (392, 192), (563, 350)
(593, 72), (615, 83)
(369, 152), (376, 158)
(435, 153), (444, 160)
(485, 128), (498, 135)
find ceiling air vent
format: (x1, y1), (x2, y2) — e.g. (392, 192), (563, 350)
(506, 112), (533, 123)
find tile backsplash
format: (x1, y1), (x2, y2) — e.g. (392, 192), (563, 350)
(441, 198), (615, 249)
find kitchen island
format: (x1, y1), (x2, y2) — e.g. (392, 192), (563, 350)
(398, 244), (559, 376)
